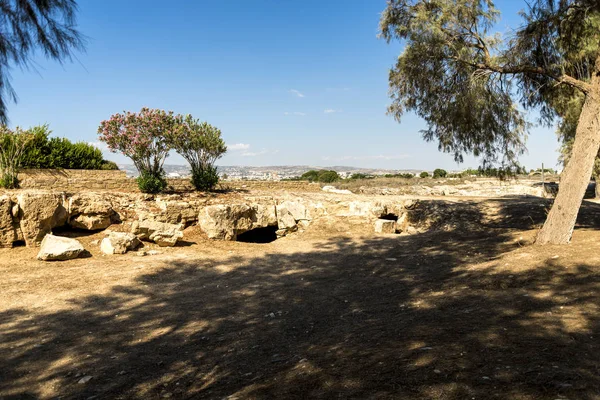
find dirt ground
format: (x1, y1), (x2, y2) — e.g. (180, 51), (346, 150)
(1, 198), (600, 399)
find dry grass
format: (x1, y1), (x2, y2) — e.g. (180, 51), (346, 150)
(1, 199), (600, 399)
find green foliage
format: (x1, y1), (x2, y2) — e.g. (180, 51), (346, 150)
(384, 172), (414, 179)
(379, 0), (600, 168)
(419, 171), (429, 178)
(20, 125), (112, 170)
(98, 108), (174, 177)
(349, 173), (374, 180)
(0, 126), (34, 188)
(0, 172), (18, 189)
(300, 170), (319, 182)
(299, 170), (340, 183)
(433, 168), (447, 178)
(318, 170), (340, 183)
(100, 160), (119, 170)
(136, 172), (167, 194)
(190, 166), (220, 192)
(164, 115), (226, 192)
(0, 0), (84, 124)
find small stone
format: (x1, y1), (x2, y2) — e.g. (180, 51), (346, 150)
(78, 375), (93, 384)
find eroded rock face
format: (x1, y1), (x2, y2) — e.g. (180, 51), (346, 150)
(37, 234), (85, 261)
(0, 195), (19, 247)
(374, 219), (397, 234)
(155, 199), (198, 226)
(17, 192), (67, 247)
(100, 231), (141, 255)
(132, 220), (184, 247)
(198, 203), (277, 240)
(68, 194), (115, 230)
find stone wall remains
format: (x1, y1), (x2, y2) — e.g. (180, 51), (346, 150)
(16, 169), (320, 192)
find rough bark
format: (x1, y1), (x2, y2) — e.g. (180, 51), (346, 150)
(537, 91), (600, 244)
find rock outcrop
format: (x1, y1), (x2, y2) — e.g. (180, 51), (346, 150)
(374, 219), (397, 234)
(68, 194), (115, 230)
(17, 192), (67, 246)
(37, 234), (85, 261)
(132, 220), (184, 247)
(198, 203), (277, 240)
(0, 195), (20, 247)
(100, 231), (141, 255)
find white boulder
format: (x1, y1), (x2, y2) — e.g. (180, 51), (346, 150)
(37, 234), (85, 261)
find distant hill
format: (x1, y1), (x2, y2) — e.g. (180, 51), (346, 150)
(118, 164), (446, 179)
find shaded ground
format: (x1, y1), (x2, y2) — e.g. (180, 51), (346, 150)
(1, 198), (600, 399)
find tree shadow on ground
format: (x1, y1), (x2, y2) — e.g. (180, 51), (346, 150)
(1, 210), (600, 399)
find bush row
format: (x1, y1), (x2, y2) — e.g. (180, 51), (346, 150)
(21, 125), (117, 170)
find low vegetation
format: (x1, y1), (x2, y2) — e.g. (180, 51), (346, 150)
(0, 124), (117, 189)
(99, 108), (227, 193)
(297, 170), (341, 183)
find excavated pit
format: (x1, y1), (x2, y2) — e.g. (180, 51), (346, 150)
(236, 226), (279, 244)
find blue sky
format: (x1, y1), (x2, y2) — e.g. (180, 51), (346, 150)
(7, 0), (560, 170)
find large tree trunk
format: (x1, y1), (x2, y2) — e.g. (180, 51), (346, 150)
(536, 93), (600, 244)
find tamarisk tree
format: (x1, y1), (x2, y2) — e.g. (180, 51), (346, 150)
(380, 0), (600, 244)
(0, 0), (84, 123)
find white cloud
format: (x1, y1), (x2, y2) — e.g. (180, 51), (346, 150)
(227, 143), (250, 151)
(289, 89), (305, 98)
(88, 141), (108, 150)
(322, 154), (411, 162)
(284, 111), (306, 116)
(324, 109), (342, 114)
(241, 148), (279, 157)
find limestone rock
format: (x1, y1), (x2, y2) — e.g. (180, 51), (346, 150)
(100, 231), (141, 255)
(68, 194), (114, 230)
(375, 219), (397, 234)
(396, 213), (410, 232)
(322, 186), (353, 195)
(276, 206), (297, 230)
(198, 203), (277, 240)
(37, 234), (85, 261)
(132, 220), (183, 247)
(155, 199), (198, 225)
(0, 195), (19, 247)
(277, 201), (309, 221)
(17, 192), (67, 246)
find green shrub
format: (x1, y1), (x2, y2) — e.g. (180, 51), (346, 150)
(0, 173), (18, 189)
(0, 126), (35, 188)
(433, 168), (447, 178)
(136, 172), (167, 194)
(317, 170), (340, 183)
(100, 160), (119, 170)
(191, 166), (220, 191)
(21, 125), (113, 170)
(420, 171), (430, 178)
(300, 170), (320, 182)
(350, 173), (374, 180)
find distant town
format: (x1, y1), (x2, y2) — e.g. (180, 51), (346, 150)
(118, 164), (437, 180)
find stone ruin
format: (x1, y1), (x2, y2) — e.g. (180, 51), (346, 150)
(0, 190), (444, 261)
